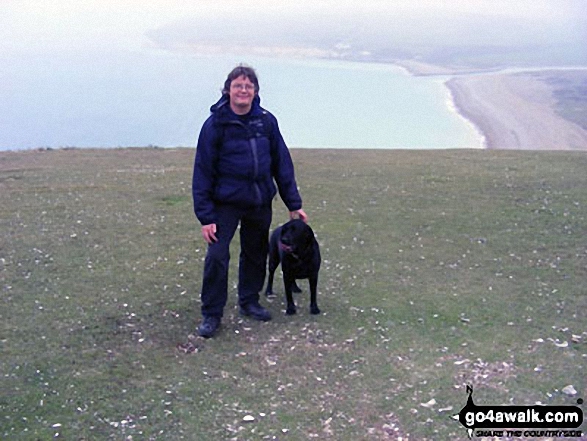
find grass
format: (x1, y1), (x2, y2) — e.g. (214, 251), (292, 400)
(1, 147), (586, 440)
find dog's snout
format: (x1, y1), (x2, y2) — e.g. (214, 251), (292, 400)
(279, 240), (293, 253)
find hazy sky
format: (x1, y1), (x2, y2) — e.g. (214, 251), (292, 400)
(2, 0), (585, 63)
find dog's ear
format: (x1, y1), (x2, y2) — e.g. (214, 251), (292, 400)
(303, 225), (315, 247)
(279, 222), (293, 243)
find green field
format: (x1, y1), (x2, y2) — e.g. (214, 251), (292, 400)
(1, 148), (585, 440)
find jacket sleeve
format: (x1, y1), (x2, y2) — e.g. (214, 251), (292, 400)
(192, 117), (219, 226)
(268, 114), (303, 212)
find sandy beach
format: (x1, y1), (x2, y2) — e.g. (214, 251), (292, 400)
(445, 70), (587, 150)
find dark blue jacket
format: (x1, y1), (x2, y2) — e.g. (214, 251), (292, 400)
(192, 95), (302, 226)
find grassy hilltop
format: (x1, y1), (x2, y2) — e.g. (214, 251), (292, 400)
(1, 148), (586, 440)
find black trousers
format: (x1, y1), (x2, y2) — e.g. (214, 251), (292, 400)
(200, 204), (272, 318)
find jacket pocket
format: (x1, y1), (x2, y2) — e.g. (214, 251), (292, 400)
(214, 181), (259, 207)
(213, 182), (242, 204)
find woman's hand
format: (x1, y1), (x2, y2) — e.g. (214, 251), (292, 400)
(289, 209), (308, 223)
(201, 224), (218, 244)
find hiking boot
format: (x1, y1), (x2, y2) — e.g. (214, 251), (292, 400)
(197, 316), (221, 338)
(240, 303), (272, 322)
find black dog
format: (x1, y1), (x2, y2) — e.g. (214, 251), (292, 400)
(265, 219), (321, 315)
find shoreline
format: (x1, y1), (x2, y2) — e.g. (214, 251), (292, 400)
(380, 57), (587, 151)
(441, 81), (487, 149)
(444, 70), (587, 150)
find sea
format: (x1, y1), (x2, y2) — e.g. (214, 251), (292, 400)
(0, 49), (484, 151)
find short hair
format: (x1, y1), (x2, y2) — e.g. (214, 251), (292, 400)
(222, 64), (260, 95)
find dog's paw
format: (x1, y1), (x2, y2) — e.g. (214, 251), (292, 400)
(285, 306), (297, 315)
(310, 306), (321, 315)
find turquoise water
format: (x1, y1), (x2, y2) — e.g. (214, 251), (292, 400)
(0, 50), (483, 150)
(256, 57), (483, 149)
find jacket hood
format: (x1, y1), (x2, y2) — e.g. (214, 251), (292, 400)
(209, 94), (262, 116)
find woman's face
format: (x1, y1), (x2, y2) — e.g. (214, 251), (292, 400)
(229, 75), (256, 115)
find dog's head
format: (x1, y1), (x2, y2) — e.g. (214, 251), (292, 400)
(279, 219), (315, 257)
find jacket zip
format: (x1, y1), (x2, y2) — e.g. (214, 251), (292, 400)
(250, 136), (259, 179)
(249, 136), (262, 205)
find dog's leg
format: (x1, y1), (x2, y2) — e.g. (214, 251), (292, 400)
(309, 275), (320, 315)
(265, 245), (280, 297)
(284, 274), (297, 315)
(265, 266), (276, 297)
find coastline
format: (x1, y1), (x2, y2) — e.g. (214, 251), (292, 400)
(444, 70), (587, 150)
(331, 56), (587, 151)
(389, 57), (587, 150)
